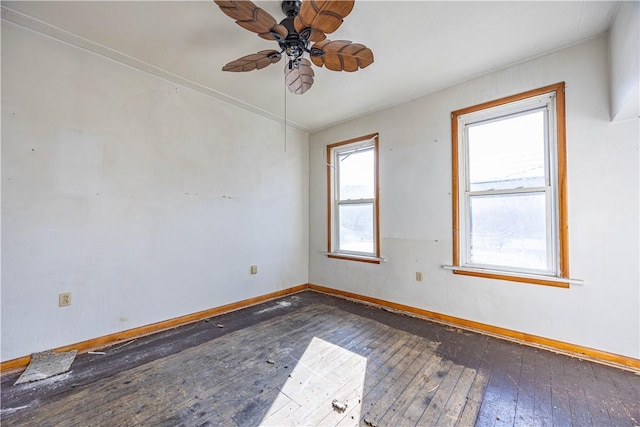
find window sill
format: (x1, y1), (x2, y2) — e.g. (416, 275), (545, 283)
(442, 265), (584, 288)
(324, 252), (386, 264)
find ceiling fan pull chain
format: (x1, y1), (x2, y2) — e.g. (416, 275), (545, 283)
(283, 61), (288, 152)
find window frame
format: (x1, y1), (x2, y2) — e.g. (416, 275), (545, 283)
(327, 133), (381, 263)
(451, 83), (569, 287)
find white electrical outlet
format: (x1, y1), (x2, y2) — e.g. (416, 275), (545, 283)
(416, 272), (423, 282)
(59, 292), (71, 307)
(250, 265), (258, 274)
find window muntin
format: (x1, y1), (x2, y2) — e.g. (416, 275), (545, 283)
(453, 84), (568, 280)
(328, 134), (379, 260)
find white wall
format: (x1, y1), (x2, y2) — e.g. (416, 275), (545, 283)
(1, 23), (309, 361)
(609, 0), (639, 121)
(309, 35), (640, 359)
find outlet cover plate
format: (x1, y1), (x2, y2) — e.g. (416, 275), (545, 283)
(59, 292), (71, 307)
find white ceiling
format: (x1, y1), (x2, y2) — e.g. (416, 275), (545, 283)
(2, 1), (620, 132)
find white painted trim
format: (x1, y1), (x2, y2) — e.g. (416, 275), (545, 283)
(323, 252), (387, 262)
(442, 265), (584, 285)
(330, 139), (378, 256)
(456, 92), (561, 276)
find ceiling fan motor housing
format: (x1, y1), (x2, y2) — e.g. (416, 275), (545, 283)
(278, 0), (318, 69)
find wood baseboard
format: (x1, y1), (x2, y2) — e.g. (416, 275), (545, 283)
(5, 283), (637, 374)
(0, 285), (307, 374)
(307, 284), (640, 372)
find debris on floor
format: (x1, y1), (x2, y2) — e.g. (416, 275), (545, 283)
(88, 351), (106, 355)
(266, 359), (275, 364)
(331, 399), (347, 413)
(364, 416), (378, 426)
(111, 339), (136, 351)
(216, 324), (224, 328)
(14, 350), (77, 385)
(255, 301), (292, 314)
(0, 405), (29, 416)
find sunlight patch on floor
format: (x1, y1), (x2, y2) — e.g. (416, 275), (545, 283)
(260, 336), (367, 426)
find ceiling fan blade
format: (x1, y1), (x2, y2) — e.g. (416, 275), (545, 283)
(295, 0), (354, 36)
(285, 58), (315, 95)
(310, 40), (374, 72)
(222, 50), (282, 72)
(215, 0), (282, 40)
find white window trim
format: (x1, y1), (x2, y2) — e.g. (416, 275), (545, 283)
(442, 265), (584, 286)
(450, 83), (574, 286)
(326, 134), (380, 263)
(458, 95), (558, 276)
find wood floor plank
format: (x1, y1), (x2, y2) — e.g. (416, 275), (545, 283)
(336, 334), (426, 427)
(564, 375), (593, 426)
(194, 309), (374, 426)
(562, 356), (599, 426)
(493, 343), (524, 427)
(434, 334), (491, 427)
(98, 306), (334, 425)
(375, 350), (443, 426)
(582, 376), (619, 426)
(307, 326), (404, 426)
(474, 340), (515, 426)
(331, 334), (408, 427)
(4, 304), (334, 426)
(586, 363), (637, 427)
(435, 366), (483, 426)
(90, 332), (315, 424)
(548, 352), (573, 426)
(418, 362), (469, 426)
(3, 291), (639, 427)
(210, 310), (370, 425)
(528, 347), (553, 427)
(233, 309), (402, 426)
(262, 324), (379, 425)
(594, 362), (640, 425)
(513, 345), (536, 427)
(359, 337), (434, 424)
(358, 337), (426, 425)
(289, 323), (397, 426)
(404, 358), (456, 426)
(455, 337), (494, 427)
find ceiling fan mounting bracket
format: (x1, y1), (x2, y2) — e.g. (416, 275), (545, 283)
(281, 1), (301, 17)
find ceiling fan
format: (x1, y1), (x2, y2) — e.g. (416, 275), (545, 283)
(215, 0), (374, 95)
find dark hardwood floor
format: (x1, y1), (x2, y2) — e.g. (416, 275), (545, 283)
(1, 290), (639, 426)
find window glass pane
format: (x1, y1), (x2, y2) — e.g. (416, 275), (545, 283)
(338, 147), (374, 200)
(468, 110), (545, 191)
(469, 192), (548, 271)
(338, 203), (374, 253)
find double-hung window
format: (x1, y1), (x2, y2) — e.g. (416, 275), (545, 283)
(451, 83), (569, 287)
(327, 133), (380, 263)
